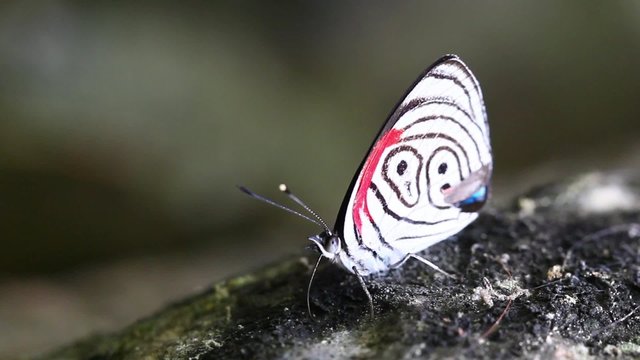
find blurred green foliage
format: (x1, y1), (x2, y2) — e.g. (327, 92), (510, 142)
(1, 1), (640, 274)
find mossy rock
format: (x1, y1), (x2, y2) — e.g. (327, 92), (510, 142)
(41, 173), (640, 359)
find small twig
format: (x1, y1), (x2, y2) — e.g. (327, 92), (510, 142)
(479, 257), (515, 339)
(481, 299), (512, 339)
(530, 277), (567, 291)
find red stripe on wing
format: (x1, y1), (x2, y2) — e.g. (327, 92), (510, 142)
(353, 128), (403, 234)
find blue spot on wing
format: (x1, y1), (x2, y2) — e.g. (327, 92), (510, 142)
(456, 186), (488, 212)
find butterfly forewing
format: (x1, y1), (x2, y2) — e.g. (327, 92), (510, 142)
(336, 55), (492, 273)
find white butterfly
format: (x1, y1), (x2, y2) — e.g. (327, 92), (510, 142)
(241, 54), (492, 317)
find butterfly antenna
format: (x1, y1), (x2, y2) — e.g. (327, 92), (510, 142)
(307, 254), (323, 319)
(279, 184), (332, 234)
(238, 186), (323, 228)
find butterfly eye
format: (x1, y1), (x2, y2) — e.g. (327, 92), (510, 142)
(438, 163), (447, 174)
(325, 236), (341, 254)
(397, 160), (407, 175)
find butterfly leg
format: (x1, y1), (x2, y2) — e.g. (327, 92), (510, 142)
(392, 254), (456, 279)
(352, 266), (374, 320)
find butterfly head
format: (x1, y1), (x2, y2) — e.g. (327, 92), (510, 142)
(308, 231), (341, 260)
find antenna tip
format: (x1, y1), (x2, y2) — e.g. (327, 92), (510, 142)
(279, 183), (288, 192)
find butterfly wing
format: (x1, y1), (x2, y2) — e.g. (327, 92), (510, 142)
(335, 55), (492, 260)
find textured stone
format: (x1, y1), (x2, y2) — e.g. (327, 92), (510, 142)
(40, 172), (640, 359)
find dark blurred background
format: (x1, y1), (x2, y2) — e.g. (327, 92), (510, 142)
(2, 1), (640, 357)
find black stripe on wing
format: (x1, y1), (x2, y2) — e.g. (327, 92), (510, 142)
(427, 69), (480, 122)
(393, 213), (467, 242)
(345, 223), (391, 270)
(400, 133), (472, 174)
(398, 97), (487, 144)
(425, 146), (464, 210)
(402, 114), (483, 163)
(440, 59), (490, 138)
(369, 182), (453, 224)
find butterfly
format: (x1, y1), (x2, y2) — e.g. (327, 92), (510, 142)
(240, 54), (492, 318)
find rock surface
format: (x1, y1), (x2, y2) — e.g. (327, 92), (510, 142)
(40, 172), (640, 359)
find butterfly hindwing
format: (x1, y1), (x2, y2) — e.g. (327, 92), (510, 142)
(336, 55), (492, 267)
